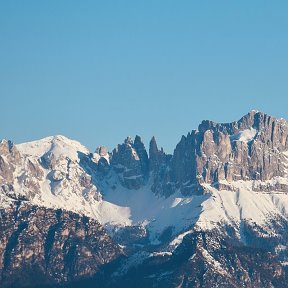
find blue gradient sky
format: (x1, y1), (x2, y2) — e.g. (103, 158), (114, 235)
(1, 1), (288, 152)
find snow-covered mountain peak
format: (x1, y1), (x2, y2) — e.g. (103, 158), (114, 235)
(16, 134), (90, 161)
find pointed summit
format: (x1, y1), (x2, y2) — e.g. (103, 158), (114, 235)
(111, 135), (149, 189)
(149, 136), (158, 151)
(134, 135), (149, 177)
(124, 136), (133, 146)
(149, 136), (159, 159)
(134, 135), (143, 144)
(149, 136), (166, 171)
(95, 146), (109, 157)
(236, 110), (277, 131)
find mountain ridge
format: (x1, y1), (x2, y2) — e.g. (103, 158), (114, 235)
(0, 110), (288, 287)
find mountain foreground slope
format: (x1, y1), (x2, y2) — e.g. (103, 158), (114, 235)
(0, 110), (287, 287)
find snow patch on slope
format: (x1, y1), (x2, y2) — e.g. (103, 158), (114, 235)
(197, 181), (288, 232)
(230, 128), (257, 143)
(102, 179), (207, 242)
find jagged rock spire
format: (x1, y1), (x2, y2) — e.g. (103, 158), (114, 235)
(124, 136), (133, 146)
(111, 135), (149, 189)
(149, 136), (160, 171)
(134, 135), (149, 177)
(95, 146), (109, 157)
(149, 136), (158, 155)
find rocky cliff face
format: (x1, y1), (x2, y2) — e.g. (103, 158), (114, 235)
(153, 110), (288, 196)
(0, 202), (121, 288)
(111, 136), (149, 189)
(0, 140), (21, 186)
(0, 111), (288, 287)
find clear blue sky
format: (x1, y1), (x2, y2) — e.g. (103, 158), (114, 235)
(1, 1), (288, 153)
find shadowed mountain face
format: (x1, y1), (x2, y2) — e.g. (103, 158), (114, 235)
(0, 204), (121, 288)
(0, 111), (288, 287)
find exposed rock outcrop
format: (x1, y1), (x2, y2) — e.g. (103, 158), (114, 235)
(0, 203), (122, 288)
(111, 136), (149, 189)
(154, 111), (288, 196)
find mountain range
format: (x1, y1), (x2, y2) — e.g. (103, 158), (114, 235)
(0, 110), (287, 287)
